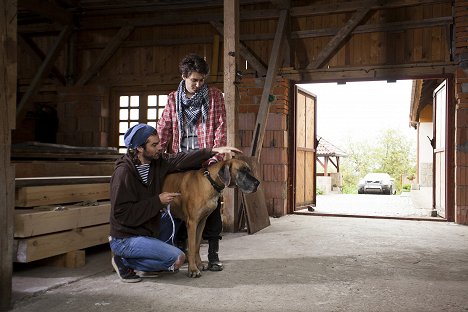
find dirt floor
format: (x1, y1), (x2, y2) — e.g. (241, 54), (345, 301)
(9, 213), (468, 312)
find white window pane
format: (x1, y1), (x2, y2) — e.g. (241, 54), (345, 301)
(120, 96), (129, 107)
(129, 121), (138, 128)
(119, 122), (129, 133)
(148, 121), (156, 128)
(119, 148), (127, 154)
(119, 109), (129, 120)
(130, 95), (139, 107)
(158, 109), (165, 119)
(130, 108), (139, 120)
(158, 95), (167, 107)
(148, 95), (157, 107)
(119, 135), (125, 146)
(148, 108), (157, 120)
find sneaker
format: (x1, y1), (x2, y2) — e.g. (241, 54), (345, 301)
(135, 270), (160, 278)
(111, 255), (142, 283)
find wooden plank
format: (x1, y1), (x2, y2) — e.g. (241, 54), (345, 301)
(250, 9), (288, 159)
(14, 201), (111, 237)
(242, 9), (289, 235)
(14, 224), (110, 263)
(76, 24), (134, 86)
(241, 157), (271, 234)
(47, 250), (86, 268)
(15, 176), (111, 187)
(223, 0), (240, 233)
(13, 161), (115, 178)
(1, 0), (16, 308)
(15, 183), (110, 207)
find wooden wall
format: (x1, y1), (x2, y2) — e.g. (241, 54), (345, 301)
(15, 1), (453, 144)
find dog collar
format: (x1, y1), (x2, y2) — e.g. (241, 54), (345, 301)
(203, 170), (225, 193)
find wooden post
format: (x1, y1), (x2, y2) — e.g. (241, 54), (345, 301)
(223, 0), (239, 232)
(0, 0), (16, 309)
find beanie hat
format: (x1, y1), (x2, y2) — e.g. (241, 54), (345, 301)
(124, 124), (156, 148)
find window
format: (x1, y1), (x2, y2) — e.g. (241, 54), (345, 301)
(117, 94), (168, 153)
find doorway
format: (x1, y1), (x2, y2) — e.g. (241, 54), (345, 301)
(293, 79), (453, 221)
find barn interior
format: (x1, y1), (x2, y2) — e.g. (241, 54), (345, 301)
(1, 0), (468, 310)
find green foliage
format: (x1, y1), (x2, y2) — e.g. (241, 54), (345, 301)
(316, 187), (324, 195)
(340, 129), (416, 194)
(402, 184), (411, 192)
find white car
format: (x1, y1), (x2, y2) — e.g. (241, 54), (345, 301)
(357, 173), (396, 195)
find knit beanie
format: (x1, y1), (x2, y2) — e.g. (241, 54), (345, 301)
(124, 124), (156, 148)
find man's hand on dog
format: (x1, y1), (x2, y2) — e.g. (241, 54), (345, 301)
(159, 192), (181, 205)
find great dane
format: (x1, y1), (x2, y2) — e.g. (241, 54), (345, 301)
(162, 157), (260, 277)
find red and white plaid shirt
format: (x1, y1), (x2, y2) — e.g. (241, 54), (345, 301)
(157, 86), (227, 164)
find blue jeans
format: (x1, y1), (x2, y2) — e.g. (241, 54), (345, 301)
(109, 236), (183, 272)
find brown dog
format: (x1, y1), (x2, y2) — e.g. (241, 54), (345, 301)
(162, 158), (260, 277)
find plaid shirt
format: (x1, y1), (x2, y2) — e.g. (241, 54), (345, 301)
(157, 86), (227, 164)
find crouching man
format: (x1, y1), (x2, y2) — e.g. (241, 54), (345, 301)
(109, 123), (239, 282)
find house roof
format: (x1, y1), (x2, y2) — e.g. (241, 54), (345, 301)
(316, 136), (347, 157)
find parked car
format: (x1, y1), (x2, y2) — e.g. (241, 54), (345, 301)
(357, 173), (396, 195)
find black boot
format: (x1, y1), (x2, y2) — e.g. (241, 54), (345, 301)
(207, 239), (223, 271)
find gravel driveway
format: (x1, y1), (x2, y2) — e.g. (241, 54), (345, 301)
(309, 187), (435, 218)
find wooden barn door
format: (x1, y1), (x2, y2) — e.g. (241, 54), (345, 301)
(294, 86), (317, 209)
(433, 80), (447, 218)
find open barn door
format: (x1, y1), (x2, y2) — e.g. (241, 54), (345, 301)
(294, 86), (317, 210)
(433, 80), (447, 218)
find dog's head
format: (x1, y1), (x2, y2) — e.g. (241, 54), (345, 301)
(217, 159), (260, 193)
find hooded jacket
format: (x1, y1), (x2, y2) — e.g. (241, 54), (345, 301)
(109, 148), (213, 238)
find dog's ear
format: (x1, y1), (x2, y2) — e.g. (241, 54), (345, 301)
(218, 163), (231, 186)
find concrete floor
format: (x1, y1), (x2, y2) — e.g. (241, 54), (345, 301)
(10, 214), (468, 312)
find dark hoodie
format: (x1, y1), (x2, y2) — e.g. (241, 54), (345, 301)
(109, 148), (213, 238)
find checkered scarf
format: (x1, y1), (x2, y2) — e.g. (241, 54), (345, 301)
(175, 80), (209, 147)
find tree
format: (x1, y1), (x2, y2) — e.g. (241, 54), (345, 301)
(340, 129), (416, 193)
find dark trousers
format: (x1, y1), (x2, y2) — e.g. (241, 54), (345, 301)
(159, 199), (223, 245)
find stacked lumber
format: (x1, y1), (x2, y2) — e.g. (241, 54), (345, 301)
(14, 179), (111, 264)
(11, 142), (120, 265)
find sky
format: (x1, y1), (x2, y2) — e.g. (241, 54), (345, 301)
(297, 80), (416, 150)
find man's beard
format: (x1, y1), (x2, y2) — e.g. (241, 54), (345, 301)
(142, 149), (161, 162)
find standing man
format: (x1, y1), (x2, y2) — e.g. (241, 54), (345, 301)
(157, 53), (226, 271)
(110, 123), (236, 282)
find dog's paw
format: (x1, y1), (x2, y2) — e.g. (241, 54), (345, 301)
(188, 269), (201, 278)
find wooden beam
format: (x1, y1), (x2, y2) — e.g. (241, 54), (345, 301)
(310, 1), (377, 69)
(77, 0), (448, 30)
(16, 25), (72, 118)
(211, 20), (267, 77)
(19, 0), (73, 25)
(75, 24), (134, 86)
(250, 9), (288, 159)
(15, 183), (110, 208)
(14, 202), (110, 237)
(79, 16), (452, 51)
(279, 62), (456, 82)
(14, 224), (109, 263)
(223, 0), (240, 233)
(18, 34), (66, 85)
(0, 0), (16, 308)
